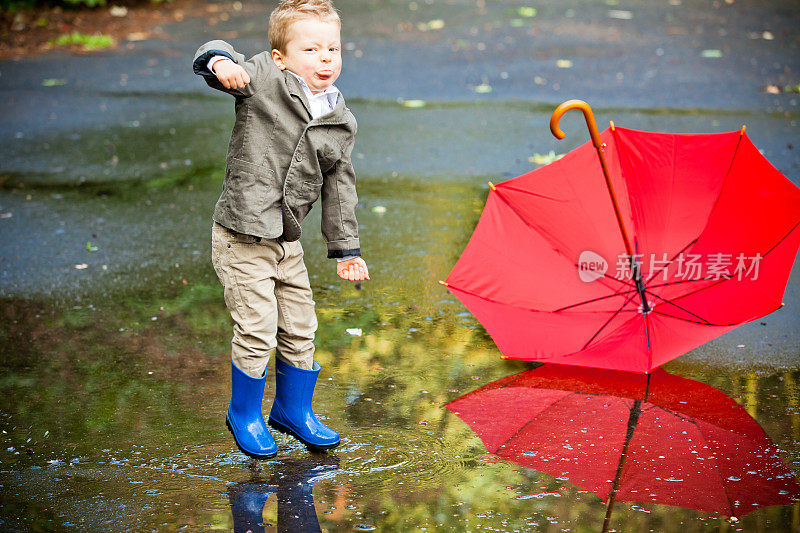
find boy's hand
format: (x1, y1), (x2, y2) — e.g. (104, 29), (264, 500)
(337, 257), (370, 281)
(213, 59), (251, 89)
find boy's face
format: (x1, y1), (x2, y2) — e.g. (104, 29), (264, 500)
(272, 17), (342, 95)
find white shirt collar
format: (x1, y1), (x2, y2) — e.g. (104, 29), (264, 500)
(286, 70), (340, 119)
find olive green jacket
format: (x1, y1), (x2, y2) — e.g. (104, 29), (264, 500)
(193, 40), (360, 258)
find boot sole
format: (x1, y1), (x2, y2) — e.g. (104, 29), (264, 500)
(268, 417), (340, 451)
(225, 416), (277, 459)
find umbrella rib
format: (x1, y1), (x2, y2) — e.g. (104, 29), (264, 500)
(642, 216), (800, 311)
(694, 128), (748, 225)
(644, 289), (716, 326)
(554, 288), (638, 313)
(563, 215), (799, 317)
(669, 409), (738, 517)
(643, 238), (699, 286)
(645, 277), (723, 292)
(446, 282), (636, 316)
(636, 404), (737, 517)
(490, 188), (628, 296)
(491, 390), (630, 458)
(651, 310), (735, 327)
(496, 183), (569, 203)
(581, 291), (640, 351)
(761, 218), (800, 257)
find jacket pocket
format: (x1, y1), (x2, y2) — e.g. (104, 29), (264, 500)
(222, 158), (275, 223)
(298, 175), (323, 205)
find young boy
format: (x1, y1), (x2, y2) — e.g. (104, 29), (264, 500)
(192, 0), (368, 458)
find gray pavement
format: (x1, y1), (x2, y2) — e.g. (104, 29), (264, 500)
(1, 5), (800, 530)
(0, 0), (798, 362)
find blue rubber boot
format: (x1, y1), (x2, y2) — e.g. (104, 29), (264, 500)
(226, 360), (278, 458)
(268, 358), (341, 450)
(273, 458), (339, 532)
(227, 483), (275, 533)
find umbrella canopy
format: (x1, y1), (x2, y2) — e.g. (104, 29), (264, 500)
(443, 101), (800, 373)
(445, 364), (800, 523)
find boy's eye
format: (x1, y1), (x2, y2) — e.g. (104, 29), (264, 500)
(329, 47), (339, 52)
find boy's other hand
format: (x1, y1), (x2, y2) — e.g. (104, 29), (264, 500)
(337, 257), (370, 281)
(213, 59), (251, 89)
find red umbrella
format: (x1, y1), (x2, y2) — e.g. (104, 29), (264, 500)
(445, 364), (800, 529)
(442, 100), (800, 373)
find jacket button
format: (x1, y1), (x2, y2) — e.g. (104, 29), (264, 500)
(295, 152), (303, 162)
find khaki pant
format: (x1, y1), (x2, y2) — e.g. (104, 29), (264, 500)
(211, 222), (317, 378)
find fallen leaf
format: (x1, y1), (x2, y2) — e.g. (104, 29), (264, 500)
(75, 264), (89, 269)
(346, 328), (363, 336)
(371, 206), (387, 214)
(42, 78), (67, 87)
(556, 59), (573, 68)
(401, 99), (426, 108)
(517, 6), (537, 17)
(701, 49), (723, 58)
(765, 85), (780, 94)
(473, 83), (492, 93)
(607, 10), (633, 19)
(529, 151), (565, 165)
(417, 19), (445, 31)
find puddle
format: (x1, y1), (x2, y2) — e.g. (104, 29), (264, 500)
(1, 26), (799, 531)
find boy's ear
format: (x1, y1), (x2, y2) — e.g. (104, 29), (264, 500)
(271, 49), (287, 70)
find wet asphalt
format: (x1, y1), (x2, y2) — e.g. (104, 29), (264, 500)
(0, 0), (798, 361)
(1, 2), (800, 531)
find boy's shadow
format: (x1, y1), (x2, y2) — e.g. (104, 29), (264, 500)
(228, 455), (340, 533)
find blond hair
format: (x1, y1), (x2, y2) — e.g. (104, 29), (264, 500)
(268, 0), (341, 52)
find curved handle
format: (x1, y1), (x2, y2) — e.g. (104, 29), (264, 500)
(550, 99), (603, 149)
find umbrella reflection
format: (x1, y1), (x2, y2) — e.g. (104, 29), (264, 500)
(446, 364), (800, 530)
(227, 456), (339, 533)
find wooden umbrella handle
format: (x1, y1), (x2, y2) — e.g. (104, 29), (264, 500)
(550, 99), (603, 149)
(549, 99), (637, 263)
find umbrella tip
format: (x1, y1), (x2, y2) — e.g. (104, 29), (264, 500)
(438, 280), (449, 287)
(610, 120), (615, 131)
(740, 125), (746, 136)
(488, 181), (496, 191)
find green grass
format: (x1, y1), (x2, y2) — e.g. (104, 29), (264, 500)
(51, 31), (114, 51)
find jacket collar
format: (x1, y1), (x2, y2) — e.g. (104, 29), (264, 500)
(283, 70), (349, 126)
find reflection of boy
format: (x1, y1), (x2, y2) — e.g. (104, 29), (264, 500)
(192, 0), (368, 458)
